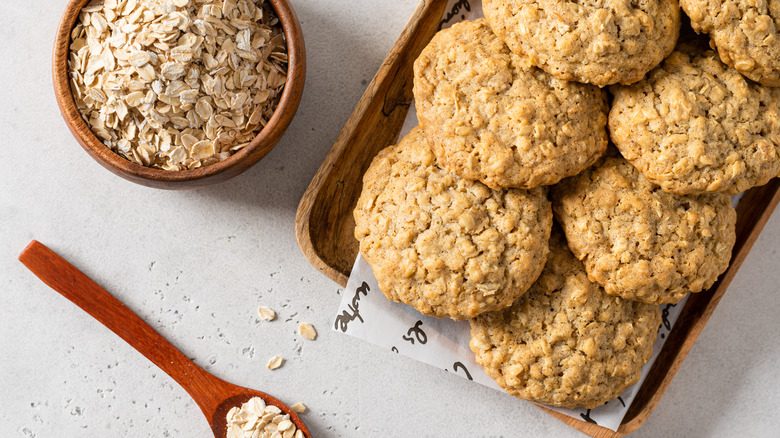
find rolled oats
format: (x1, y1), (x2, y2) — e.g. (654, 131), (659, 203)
(257, 306), (276, 321)
(266, 355), (283, 370)
(226, 396), (304, 438)
(68, 0), (288, 170)
(297, 323), (316, 340)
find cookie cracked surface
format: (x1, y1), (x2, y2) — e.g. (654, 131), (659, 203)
(354, 126), (552, 320)
(470, 229), (661, 409)
(413, 19), (608, 190)
(551, 157), (737, 304)
(610, 46), (780, 195)
(680, 0), (780, 86)
(482, 0), (680, 86)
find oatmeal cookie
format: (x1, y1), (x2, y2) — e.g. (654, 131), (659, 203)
(413, 19), (608, 190)
(470, 229), (661, 409)
(551, 157), (737, 304)
(680, 0), (780, 86)
(482, 0), (680, 87)
(353, 126), (552, 320)
(610, 45), (780, 195)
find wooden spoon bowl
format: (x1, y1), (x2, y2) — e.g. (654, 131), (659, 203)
(19, 241), (311, 437)
(52, 0), (306, 189)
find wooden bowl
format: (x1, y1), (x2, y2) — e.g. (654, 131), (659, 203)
(53, 0), (306, 189)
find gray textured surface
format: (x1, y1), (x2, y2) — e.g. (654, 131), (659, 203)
(0, 1), (778, 437)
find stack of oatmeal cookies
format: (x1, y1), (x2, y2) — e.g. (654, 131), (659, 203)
(353, 0), (779, 409)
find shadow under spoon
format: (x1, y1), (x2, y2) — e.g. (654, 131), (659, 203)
(18, 240), (310, 438)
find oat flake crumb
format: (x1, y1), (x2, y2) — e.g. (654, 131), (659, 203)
(298, 323), (316, 340)
(258, 306), (276, 321)
(266, 355), (283, 370)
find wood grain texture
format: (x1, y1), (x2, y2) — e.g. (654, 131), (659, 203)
(295, 0), (448, 285)
(52, 0), (306, 189)
(293, 0), (780, 435)
(18, 241), (310, 438)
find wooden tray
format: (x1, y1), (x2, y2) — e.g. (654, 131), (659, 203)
(294, 0), (780, 435)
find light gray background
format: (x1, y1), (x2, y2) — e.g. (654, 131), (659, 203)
(1, 1), (778, 437)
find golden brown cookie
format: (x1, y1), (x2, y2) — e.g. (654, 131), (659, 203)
(353, 126), (552, 320)
(680, 0), (780, 86)
(470, 229), (661, 409)
(482, 0), (681, 87)
(551, 156), (737, 304)
(413, 19), (608, 190)
(609, 45), (780, 195)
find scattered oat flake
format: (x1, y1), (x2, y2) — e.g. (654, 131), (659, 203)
(266, 356), (283, 370)
(298, 323), (317, 340)
(258, 306), (276, 321)
(290, 403), (306, 414)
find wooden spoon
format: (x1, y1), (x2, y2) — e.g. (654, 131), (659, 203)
(18, 240), (311, 438)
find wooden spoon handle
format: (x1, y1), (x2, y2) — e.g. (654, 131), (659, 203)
(18, 240), (223, 413)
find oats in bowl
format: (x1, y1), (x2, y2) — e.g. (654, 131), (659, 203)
(68, 0), (288, 171)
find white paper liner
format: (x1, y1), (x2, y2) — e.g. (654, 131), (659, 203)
(334, 254), (687, 431)
(331, 0), (717, 431)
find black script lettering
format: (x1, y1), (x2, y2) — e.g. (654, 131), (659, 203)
(334, 281), (370, 332)
(661, 302), (677, 331)
(580, 409), (597, 424)
(453, 361), (473, 380)
(401, 320), (427, 345)
(439, 0), (471, 29)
